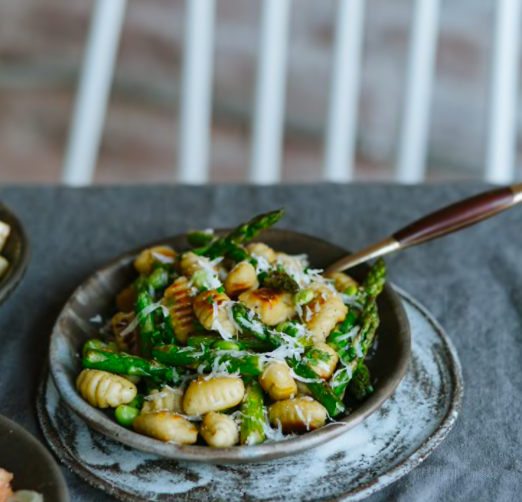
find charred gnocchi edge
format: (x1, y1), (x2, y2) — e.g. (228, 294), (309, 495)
(75, 210), (386, 447)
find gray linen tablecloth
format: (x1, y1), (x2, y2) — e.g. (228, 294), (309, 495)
(0, 184), (520, 502)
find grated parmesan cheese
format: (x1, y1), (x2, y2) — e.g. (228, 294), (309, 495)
(211, 300), (235, 340)
(294, 405), (310, 431)
(120, 301), (169, 337)
(289, 368), (323, 384)
(151, 251), (175, 264)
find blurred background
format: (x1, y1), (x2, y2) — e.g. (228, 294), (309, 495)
(0, 0), (519, 184)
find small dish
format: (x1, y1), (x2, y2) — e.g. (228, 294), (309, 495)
(49, 229), (411, 464)
(0, 201), (30, 305)
(0, 414), (69, 501)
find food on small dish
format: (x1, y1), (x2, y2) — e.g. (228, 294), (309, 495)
(0, 220), (11, 279)
(76, 209), (386, 447)
(0, 467), (43, 502)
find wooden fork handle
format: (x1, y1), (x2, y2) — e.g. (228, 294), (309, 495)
(325, 184), (522, 274)
(393, 184), (522, 247)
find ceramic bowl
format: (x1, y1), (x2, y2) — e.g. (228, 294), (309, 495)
(0, 414), (69, 501)
(0, 201), (30, 305)
(49, 229), (411, 464)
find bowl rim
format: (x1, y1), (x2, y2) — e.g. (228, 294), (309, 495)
(0, 414), (70, 501)
(49, 228), (411, 464)
(0, 201), (31, 305)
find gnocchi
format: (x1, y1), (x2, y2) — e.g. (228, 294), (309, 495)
(224, 261), (259, 298)
(268, 397), (327, 433)
(306, 343), (339, 380)
(259, 361), (297, 401)
(164, 276), (198, 344)
(193, 289), (237, 335)
(134, 246), (176, 275)
(326, 271), (359, 293)
(180, 251), (212, 278)
(133, 411), (198, 444)
(303, 284), (348, 342)
(142, 387), (184, 414)
(238, 288), (295, 326)
(183, 377), (245, 416)
(245, 242), (277, 263)
(200, 412), (239, 447)
(76, 369), (137, 408)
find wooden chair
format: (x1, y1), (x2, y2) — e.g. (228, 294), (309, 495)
(61, 0), (521, 185)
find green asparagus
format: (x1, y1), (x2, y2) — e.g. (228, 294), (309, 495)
(199, 209), (284, 260)
(188, 334), (273, 353)
(240, 380), (266, 445)
(329, 300), (380, 396)
(231, 303), (270, 341)
(83, 349), (181, 384)
(186, 230), (216, 247)
(147, 265), (171, 292)
(348, 363), (374, 401)
(152, 344), (264, 376)
(259, 268), (300, 294)
(135, 289), (156, 357)
(82, 338), (118, 358)
(287, 359), (345, 417)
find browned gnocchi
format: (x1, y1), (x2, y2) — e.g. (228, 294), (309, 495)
(268, 397), (327, 433)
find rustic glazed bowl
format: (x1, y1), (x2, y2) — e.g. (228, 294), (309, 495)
(0, 201), (30, 305)
(49, 229), (411, 464)
(0, 414), (69, 501)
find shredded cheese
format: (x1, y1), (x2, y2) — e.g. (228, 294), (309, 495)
(120, 301), (169, 337)
(211, 300), (234, 340)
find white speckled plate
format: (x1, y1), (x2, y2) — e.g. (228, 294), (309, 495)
(37, 289), (463, 502)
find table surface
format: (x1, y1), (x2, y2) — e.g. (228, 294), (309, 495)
(0, 184), (520, 502)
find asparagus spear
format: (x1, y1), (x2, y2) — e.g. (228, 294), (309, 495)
(329, 301), (380, 397)
(348, 362), (374, 401)
(151, 344), (207, 366)
(188, 334), (273, 353)
(232, 304), (313, 350)
(240, 380), (266, 445)
(186, 230), (216, 247)
(200, 209), (285, 260)
(82, 338), (118, 358)
(224, 209), (285, 247)
(135, 289), (157, 357)
(362, 257), (386, 299)
(231, 303), (270, 341)
(147, 265), (171, 292)
(287, 359), (345, 417)
(152, 344), (264, 376)
(258, 268), (300, 294)
(328, 258), (386, 347)
(83, 349), (182, 384)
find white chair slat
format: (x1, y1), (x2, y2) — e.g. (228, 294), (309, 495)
(249, 0), (292, 184)
(177, 0), (216, 184)
(323, 0), (365, 182)
(485, 0), (522, 184)
(62, 0), (127, 186)
(396, 0), (440, 184)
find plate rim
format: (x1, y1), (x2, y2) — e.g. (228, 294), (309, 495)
(48, 228), (411, 463)
(333, 287), (464, 502)
(37, 288), (463, 502)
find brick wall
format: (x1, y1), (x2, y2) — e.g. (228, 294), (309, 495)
(0, 0), (516, 183)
